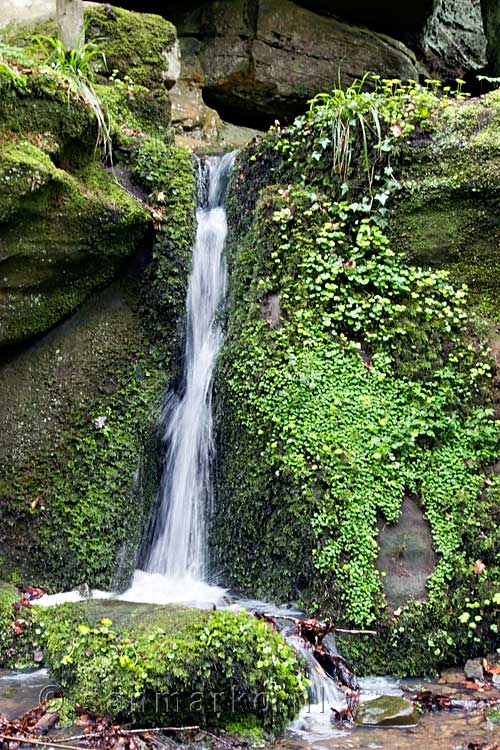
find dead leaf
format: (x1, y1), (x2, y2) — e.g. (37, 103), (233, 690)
(483, 659), (500, 675)
(156, 191), (165, 203)
(473, 559), (486, 575)
(11, 618), (28, 635)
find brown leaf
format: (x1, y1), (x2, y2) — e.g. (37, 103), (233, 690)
(483, 659), (500, 675)
(11, 619), (28, 635)
(473, 559), (486, 574)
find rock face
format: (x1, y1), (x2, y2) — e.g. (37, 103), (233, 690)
(0, 140), (149, 346)
(168, 0), (420, 127)
(376, 497), (437, 611)
(481, 0), (500, 75)
(421, 0), (487, 77)
(389, 93), (500, 321)
(0, 12), (195, 592)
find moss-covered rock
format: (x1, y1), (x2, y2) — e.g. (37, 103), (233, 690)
(0, 134), (150, 345)
(390, 91), (500, 321)
(0, 141), (195, 591)
(85, 6), (179, 92)
(0, 5), (195, 593)
(211, 87), (500, 676)
(1, 598), (307, 734)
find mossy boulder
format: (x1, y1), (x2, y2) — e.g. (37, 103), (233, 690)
(85, 5), (179, 91)
(0, 134), (150, 345)
(1, 598), (306, 734)
(390, 91), (500, 321)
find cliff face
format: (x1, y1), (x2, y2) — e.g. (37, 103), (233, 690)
(108, 0), (490, 130)
(0, 8), (196, 592)
(212, 86), (500, 676)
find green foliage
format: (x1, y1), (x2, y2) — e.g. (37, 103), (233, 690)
(34, 24), (105, 82)
(213, 79), (500, 672)
(31, 603), (306, 734)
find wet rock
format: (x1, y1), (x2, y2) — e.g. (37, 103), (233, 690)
(354, 695), (418, 726)
(421, 0), (487, 77)
(464, 658), (484, 681)
(376, 497), (436, 611)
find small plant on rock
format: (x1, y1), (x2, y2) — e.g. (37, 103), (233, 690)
(34, 23), (111, 161)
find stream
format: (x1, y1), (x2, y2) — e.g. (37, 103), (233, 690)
(2, 153), (499, 749)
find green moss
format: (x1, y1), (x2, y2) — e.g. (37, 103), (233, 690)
(95, 82), (171, 144)
(486, 706), (500, 724)
(11, 601), (307, 734)
(85, 6), (177, 91)
(131, 139), (196, 347)
(0, 136), (150, 345)
(390, 95), (500, 320)
(212, 88), (500, 675)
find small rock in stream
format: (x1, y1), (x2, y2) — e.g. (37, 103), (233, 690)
(464, 658), (484, 681)
(354, 696), (418, 727)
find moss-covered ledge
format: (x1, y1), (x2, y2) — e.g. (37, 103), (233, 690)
(0, 597), (307, 735)
(390, 90), (500, 321)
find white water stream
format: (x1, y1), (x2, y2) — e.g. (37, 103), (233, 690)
(121, 151), (236, 606)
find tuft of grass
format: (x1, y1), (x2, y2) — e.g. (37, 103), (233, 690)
(34, 23), (112, 162)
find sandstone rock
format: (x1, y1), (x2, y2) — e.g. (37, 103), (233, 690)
(421, 0), (487, 77)
(170, 0), (420, 127)
(355, 696), (418, 726)
(376, 497), (436, 611)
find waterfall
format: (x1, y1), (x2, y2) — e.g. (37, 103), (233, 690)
(121, 152), (235, 605)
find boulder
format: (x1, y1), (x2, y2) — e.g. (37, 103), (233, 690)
(169, 0), (420, 127)
(354, 696), (418, 726)
(0, 596), (307, 734)
(421, 0), (487, 78)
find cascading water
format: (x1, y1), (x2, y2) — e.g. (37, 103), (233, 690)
(121, 152), (236, 606)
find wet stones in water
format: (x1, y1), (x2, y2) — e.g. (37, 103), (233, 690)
(354, 696), (418, 727)
(376, 496), (436, 611)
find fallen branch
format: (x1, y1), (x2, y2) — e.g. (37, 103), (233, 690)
(57, 726), (200, 743)
(0, 734), (91, 750)
(256, 612), (360, 692)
